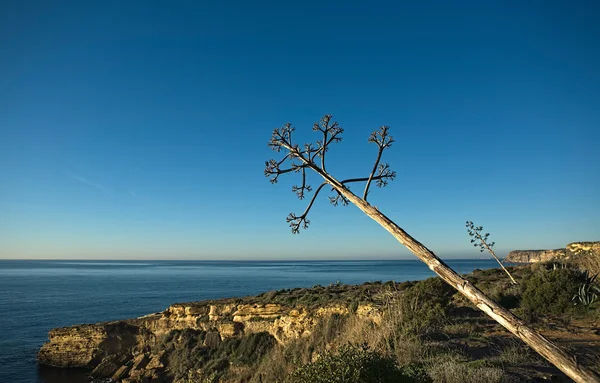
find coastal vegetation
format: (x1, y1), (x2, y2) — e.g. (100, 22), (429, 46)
(145, 262), (599, 383)
(263, 115), (600, 382)
(36, 122), (600, 382)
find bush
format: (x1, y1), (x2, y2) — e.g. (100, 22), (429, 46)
(160, 329), (209, 381)
(232, 332), (276, 365)
(520, 268), (587, 319)
(155, 329), (276, 382)
(491, 285), (521, 310)
(285, 344), (424, 383)
(395, 277), (455, 336)
(497, 292), (521, 310)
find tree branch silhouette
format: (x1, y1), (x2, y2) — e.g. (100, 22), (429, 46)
(466, 221), (518, 285)
(265, 119), (398, 236)
(265, 115), (396, 232)
(263, 114), (599, 383)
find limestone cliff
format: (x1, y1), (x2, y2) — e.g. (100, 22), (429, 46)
(505, 241), (599, 263)
(38, 321), (153, 368)
(505, 249), (566, 263)
(38, 283), (389, 383)
(566, 241), (600, 258)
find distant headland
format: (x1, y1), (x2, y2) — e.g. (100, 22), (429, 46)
(505, 241), (600, 263)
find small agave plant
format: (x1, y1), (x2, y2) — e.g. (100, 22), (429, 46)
(572, 271), (600, 307)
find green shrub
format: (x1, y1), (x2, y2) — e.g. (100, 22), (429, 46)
(396, 277), (455, 336)
(160, 329), (209, 381)
(520, 268), (587, 319)
(497, 292), (521, 309)
(232, 332), (276, 365)
(491, 285), (521, 310)
(155, 329), (276, 382)
(285, 344), (423, 383)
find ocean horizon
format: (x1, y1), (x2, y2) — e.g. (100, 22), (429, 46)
(0, 259), (501, 383)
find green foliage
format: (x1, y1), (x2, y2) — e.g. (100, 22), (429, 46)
(159, 329), (209, 381)
(397, 277), (454, 335)
(572, 271), (600, 307)
(285, 344), (423, 383)
(520, 268), (587, 319)
(233, 332), (276, 365)
(497, 293), (520, 309)
(491, 285), (521, 310)
(401, 363), (432, 382)
(156, 266), (591, 383)
(252, 280), (409, 309)
(155, 329), (276, 382)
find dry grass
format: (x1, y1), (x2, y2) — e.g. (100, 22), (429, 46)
(575, 254), (600, 276)
(180, 269), (600, 382)
(491, 339), (539, 367)
(442, 321), (481, 338)
(428, 359), (506, 383)
(247, 279), (507, 383)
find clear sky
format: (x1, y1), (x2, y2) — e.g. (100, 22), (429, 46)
(1, 1), (599, 260)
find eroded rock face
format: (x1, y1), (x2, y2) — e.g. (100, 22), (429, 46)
(505, 241), (599, 263)
(38, 298), (382, 382)
(505, 249), (566, 263)
(37, 322), (151, 368)
(566, 241), (600, 258)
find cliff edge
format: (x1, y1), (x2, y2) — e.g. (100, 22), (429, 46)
(505, 249), (566, 263)
(37, 267), (600, 383)
(505, 241), (599, 263)
(37, 283), (388, 382)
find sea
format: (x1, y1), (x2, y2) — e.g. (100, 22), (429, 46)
(0, 259), (499, 383)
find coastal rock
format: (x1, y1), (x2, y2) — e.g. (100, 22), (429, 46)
(505, 249), (566, 263)
(112, 365), (130, 380)
(145, 351), (166, 370)
(38, 295), (384, 382)
(91, 354), (132, 379)
(566, 241), (600, 258)
(38, 322), (150, 368)
(505, 241), (599, 263)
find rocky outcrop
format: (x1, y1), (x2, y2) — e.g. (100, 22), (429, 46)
(566, 241), (600, 258)
(38, 321), (153, 368)
(505, 241), (599, 263)
(38, 292), (385, 382)
(505, 249), (566, 263)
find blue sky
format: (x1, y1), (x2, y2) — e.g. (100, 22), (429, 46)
(1, 1), (599, 260)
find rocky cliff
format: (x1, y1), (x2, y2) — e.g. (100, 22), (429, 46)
(38, 283), (388, 383)
(505, 241), (599, 263)
(38, 321), (153, 368)
(505, 249), (566, 263)
(566, 241), (600, 258)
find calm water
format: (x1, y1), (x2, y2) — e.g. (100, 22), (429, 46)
(0, 259), (498, 383)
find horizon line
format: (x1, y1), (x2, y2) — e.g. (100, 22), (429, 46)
(0, 257), (498, 262)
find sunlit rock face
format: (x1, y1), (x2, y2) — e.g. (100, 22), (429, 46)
(505, 241), (599, 263)
(566, 241), (600, 258)
(505, 249), (566, 263)
(38, 297), (382, 382)
(37, 322), (152, 368)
